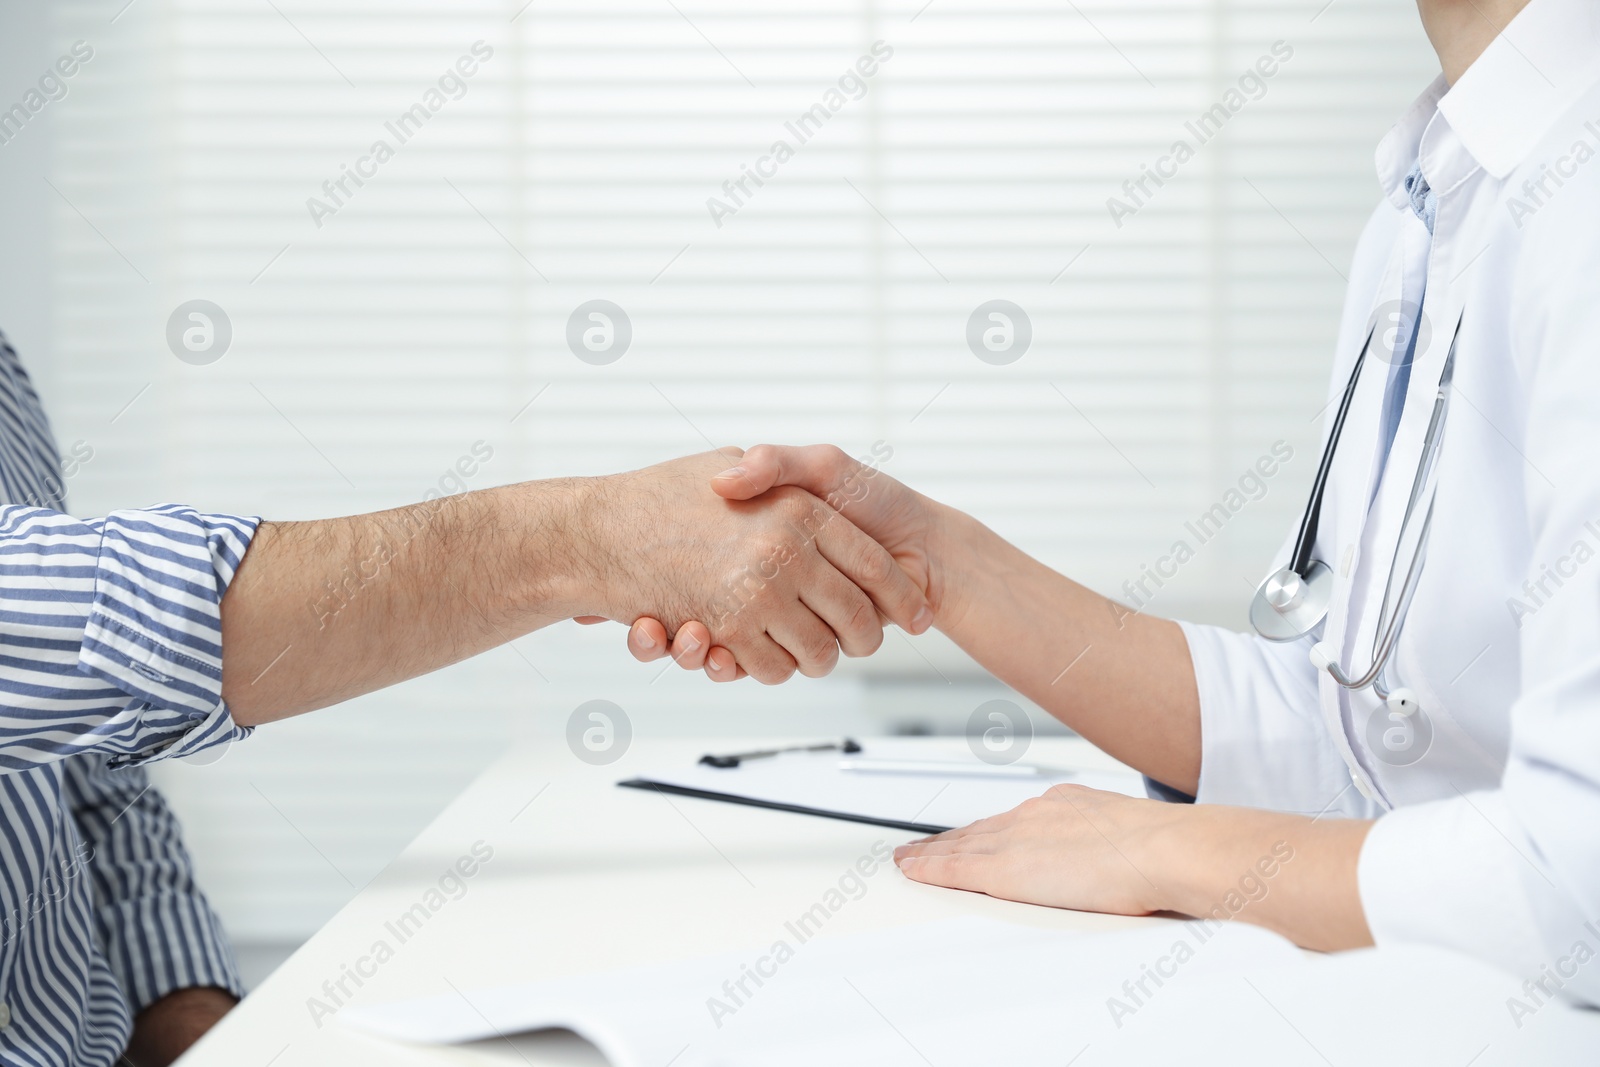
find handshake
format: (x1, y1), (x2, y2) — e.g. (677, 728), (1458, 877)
(571, 443), (945, 684)
(221, 440), (975, 724)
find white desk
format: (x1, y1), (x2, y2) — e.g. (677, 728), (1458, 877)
(180, 736), (1159, 1065)
(178, 736), (1597, 1066)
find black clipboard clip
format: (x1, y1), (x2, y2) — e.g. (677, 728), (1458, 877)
(699, 738), (862, 769)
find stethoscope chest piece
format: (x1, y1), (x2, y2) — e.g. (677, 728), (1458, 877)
(1250, 560), (1334, 641)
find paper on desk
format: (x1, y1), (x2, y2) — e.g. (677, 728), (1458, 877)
(340, 916), (1306, 1066)
(621, 743), (1148, 832)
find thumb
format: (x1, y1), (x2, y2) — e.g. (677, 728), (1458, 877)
(709, 455), (780, 500)
(710, 444), (855, 502)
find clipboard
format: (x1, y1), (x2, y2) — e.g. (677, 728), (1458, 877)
(617, 741), (1147, 834)
(617, 776), (949, 834)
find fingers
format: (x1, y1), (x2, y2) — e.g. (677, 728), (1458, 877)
(764, 605), (841, 679)
(711, 444), (859, 504)
(811, 504), (932, 635)
(705, 646), (746, 682)
(629, 618), (724, 673)
(894, 828), (1008, 896)
(797, 564), (884, 658)
(668, 621), (711, 671)
(630, 615), (750, 680)
(627, 618), (671, 662)
(724, 630), (799, 685)
(922, 812), (1010, 844)
(574, 616), (608, 625)
(895, 851), (993, 894)
(894, 833), (1000, 862)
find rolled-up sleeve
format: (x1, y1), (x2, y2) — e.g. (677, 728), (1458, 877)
(1174, 620), (1370, 817)
(0, 503), (258, 771)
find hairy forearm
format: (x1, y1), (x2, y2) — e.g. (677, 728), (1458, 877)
(220, 479), (599, 725)
(927, 504), (1202, 793)
(218, 448), (925, 721)
(1151, 805), (1374, 952)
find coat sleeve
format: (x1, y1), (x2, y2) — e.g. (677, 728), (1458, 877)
(1356, 167), (1600, 1008)
(1172, 621), (1371, 817)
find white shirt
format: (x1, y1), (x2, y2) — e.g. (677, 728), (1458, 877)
(1178, 0), (1600, 1005)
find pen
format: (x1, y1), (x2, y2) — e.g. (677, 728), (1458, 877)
(699, 738), (862, 769)
(836, 757), (1053, 778)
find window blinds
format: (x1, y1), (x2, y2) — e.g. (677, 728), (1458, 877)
(44, 0), (1438, 939)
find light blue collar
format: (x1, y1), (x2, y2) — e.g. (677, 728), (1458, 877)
(1402, 162), (1437, 234)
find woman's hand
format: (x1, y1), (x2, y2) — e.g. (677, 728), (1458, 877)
(891, 784), (1376, 953)
(620, 444), (947, 681)
(893, 785), (1177, 916)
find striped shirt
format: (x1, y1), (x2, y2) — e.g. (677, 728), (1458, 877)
(0, 332), (257, 1066)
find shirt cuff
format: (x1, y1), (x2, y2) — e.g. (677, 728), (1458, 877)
(1359, 790), (1553, 992)
(1143, 776), (1196, 803)
(98, 889), (246, 1012)
(75, 506), (259, 766)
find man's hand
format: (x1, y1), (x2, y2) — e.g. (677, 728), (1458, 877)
(624, 445), (948, 681)
(124, 986), (237, 1067)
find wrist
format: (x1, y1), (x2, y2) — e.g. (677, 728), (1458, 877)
(923, 500), (985, 633)
(1138, 803), (1216, 917)
(1143, 805), (1338, 925)
(505, 475), (616, 621)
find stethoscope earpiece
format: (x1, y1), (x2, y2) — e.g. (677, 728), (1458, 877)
(1383, 688), (1419, 717)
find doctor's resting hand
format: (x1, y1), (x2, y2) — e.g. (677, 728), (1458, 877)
(625, 444), (1374, 953)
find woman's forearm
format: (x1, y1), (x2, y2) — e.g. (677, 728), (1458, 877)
(915, 504), (1374, 947)
(633, 445), (1204, 791)
(927, 503), (1202, 794)
(1151, 805), (1374, 951)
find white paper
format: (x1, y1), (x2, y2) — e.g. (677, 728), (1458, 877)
(341, 916), (1305, 1065)
(623, 742), (1148, 831)
(341, 916), (1600, 1066)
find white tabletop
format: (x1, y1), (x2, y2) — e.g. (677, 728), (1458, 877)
(178, 735), (1159, 1065)
(177, 735), (1598, 1066)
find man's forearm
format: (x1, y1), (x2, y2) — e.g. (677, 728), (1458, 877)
(218, 449), (933, 723)
(220, 478), (597, 725)
(928, 504), (1203, 794)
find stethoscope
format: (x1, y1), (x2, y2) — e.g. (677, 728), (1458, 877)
(1249, 312), (1462, 717)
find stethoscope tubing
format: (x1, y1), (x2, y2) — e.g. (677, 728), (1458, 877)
(1351, 348), (1457, 695)
(1256, 311), (1463, 702)
(1291, 325), (1376, 578)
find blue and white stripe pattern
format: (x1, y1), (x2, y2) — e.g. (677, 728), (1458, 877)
(0, 332), (257, 1066)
